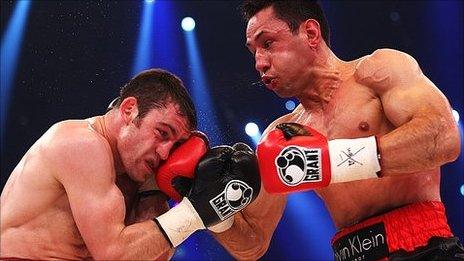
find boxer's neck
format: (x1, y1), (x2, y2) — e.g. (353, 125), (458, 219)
(298, 46), (353, 112)
(93, 113), (125, 175)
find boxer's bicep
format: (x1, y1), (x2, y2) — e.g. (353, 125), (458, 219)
(381, 72), (448, 127)
(381, 65), (459, 168)
(358, 49), (452, 127)
(69, 180), (127, 258)
(358, 49), (460, 172)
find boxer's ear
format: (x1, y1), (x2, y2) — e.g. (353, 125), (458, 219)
(302, 19), (321, 49)
(119, 97), (139, 125)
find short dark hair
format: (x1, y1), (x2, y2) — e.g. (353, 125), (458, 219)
(241, 0), (330, 47)
(114, 68), (197, 129)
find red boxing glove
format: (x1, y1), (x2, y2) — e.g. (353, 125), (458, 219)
(156, 131), (209, 202)
(257, 123), (380, 194)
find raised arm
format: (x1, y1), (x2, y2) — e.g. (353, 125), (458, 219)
(356, 49), (461, 175)
(52, 134), (171, 260)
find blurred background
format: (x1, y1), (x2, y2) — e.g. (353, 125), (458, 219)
(1, 0), (462, 260)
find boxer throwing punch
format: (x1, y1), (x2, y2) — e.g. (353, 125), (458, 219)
(242, 0), (463, 260)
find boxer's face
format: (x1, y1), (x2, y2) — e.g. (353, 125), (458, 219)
(246, 7), (316, 97)
(118, 101), (190, 182)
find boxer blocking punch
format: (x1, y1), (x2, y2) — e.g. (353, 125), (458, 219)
(0, 69), (266, 260)
(155, 131), (210, 202)
(154, 134), (261, 246)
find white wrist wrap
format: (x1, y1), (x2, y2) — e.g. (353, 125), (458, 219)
(328, 136), (381, 183)
(208, 216), (234, 233)
(155, 198), (205, 247)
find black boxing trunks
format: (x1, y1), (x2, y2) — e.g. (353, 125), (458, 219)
(331, 201), (464, 261)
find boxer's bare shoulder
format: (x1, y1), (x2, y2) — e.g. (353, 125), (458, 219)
(355, 48), (421, 92)
(46, 119), (114, 179)
(0, 119), (106, 259)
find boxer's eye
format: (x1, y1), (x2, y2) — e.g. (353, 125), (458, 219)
(156, 129), (169, 140)
(263, 40), (273, 49)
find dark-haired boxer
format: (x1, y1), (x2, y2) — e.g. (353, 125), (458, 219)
(241, 0), (463, 260)
(0, 69), (264, 260)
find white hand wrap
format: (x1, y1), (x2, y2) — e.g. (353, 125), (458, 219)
(328, 136), (381, 183)
(155, 198), (205, 247)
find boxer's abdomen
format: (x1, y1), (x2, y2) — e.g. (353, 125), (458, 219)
(317, 170), (441, 229)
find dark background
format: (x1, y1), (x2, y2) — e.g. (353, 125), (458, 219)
(1, 1), (462, 260)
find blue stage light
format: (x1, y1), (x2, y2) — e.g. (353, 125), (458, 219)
(181, 17), (196, 31)
(145, 0), (155, 3)
(245, 122), (260, 137)
(244, 122), (261, 146)
(285, 100), (296, 111)
(452, 109), (460, 123)
(184, 19), (222, 145)
(461, 184), (464, 197)
(1, 0), (31, 147)
(132, 0), (154, 75)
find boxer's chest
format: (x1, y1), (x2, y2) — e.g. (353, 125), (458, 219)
(290, 80), (439, 228)
(292, 79), (392, 139)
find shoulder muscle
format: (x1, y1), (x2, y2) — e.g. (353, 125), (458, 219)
(355, 49), (422, 94)
(44, 120), (114, 183)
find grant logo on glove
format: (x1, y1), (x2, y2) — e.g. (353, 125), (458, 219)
(275, 146), (322, 186)
(209, 180), (254, 221)
(257, 122), (380, 194)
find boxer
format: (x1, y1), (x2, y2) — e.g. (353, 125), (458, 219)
(0, 69), (263, 260)
(241, 0), (463, 260)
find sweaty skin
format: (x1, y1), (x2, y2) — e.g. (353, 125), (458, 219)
(212, 6), (460, 258)
(283, 57), (445, 228)
(1, 102), (190, 259)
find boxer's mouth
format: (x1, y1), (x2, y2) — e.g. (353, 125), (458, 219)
(261, 75), (275, 85)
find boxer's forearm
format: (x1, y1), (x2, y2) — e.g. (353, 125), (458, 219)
(379, 115), (460, 175)
(125, 194), (174, 260)
(133, 193), (170, 223)
(212, 214), (266, 260)
(124, 194), (166, 225)
(91, 220), (171, 260)
(212, 192), (286, 260)
(120, 220), (173, 260)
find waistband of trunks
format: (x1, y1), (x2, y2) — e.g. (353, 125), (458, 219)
(331, 201), (453, 261)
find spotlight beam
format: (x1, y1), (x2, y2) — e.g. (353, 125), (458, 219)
(131, 0), (154, 75)
(184, 29), (222, 145)
(1, 0), (32, 147)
